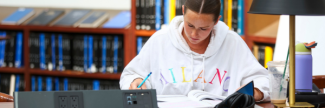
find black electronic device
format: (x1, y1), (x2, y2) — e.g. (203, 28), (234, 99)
(14, 89), (158, 108)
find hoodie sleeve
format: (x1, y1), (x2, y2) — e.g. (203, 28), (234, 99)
(119, 37), (153, 90)
(234, 35), (270, 102)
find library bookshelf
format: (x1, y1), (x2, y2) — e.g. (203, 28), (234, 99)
(0, 24), (131, 91)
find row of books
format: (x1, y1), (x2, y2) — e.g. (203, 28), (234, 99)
(135, 0), (244, 35)
(29, 32), (124, 73)
(223, 0), (245, 36)
(1, 8), (130, 28)
(0, 74), (24, 96)
(31, 76), (120, 91)
(0, 31), (23, 68)
(137, 37), (150, 54)
(253, 44), (274, 68)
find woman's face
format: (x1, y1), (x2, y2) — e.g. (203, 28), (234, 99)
(183, 8), (219, 45)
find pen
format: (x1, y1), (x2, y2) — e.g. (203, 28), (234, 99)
(137, 72), (152, 88)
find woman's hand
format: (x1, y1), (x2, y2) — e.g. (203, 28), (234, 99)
(253, 88), (264, 101)
(129, 78), (147, 89)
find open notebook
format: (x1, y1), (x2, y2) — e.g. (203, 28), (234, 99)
(157, 81), (260, 108)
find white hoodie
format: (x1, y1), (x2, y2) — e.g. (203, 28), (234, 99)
(120, 16), (270, 101)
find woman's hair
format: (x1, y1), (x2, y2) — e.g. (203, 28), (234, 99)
(184, 0), (221, 22)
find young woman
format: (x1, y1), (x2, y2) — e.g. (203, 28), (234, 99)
(120, 0), (269, 101)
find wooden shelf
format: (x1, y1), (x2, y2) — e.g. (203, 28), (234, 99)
(135, 30), (156, 36)
(0, 25), (127, 34)
(248, 36), (276, 44)
(29, 69), (121, 80)
(0, 67), (25, 74)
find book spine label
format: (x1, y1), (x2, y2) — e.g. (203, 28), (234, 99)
(58, 35), (63, 71)
(113, 36), (118, 73)
(46, 77), (52, 91)
(51, 34), (56, 70)
(88, 36), (93, 73)
(102, 37), (106, 73)
(39, 33), (46, 69)
(137, 37), (143, 54)
(83, 36), (88, 72)
(15, 32), (23, 68)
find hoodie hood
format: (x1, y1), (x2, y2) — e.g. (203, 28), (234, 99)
(168, 16), (229, 58)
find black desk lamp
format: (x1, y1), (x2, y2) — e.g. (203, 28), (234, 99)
(248, 0), (325, 107)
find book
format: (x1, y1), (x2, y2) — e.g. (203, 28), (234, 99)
(53, 9), (91, 26)
(102, 11), (131, 28)
(15, 32), (23, 68)
(264, 46), (273, 68)
(4, 31), (16, 68)
(136, 0), (142, 30)
(29, 33), (40, 69)
(77, 11), (109, 28)
(157, 81), (254, 108)
(0, 31), (6, 67)
(9, 74), (15, 96)
(27, 9), (64, 25)
(72, 36), (87, 72)
(1, 8), (34, 25)
(0, 74), (11, 94)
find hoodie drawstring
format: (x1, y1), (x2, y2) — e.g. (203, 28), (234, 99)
(202, 56), (206, 91)
(191, 54), (194, 87)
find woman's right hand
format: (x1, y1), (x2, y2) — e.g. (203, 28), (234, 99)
(129, 78), (147, 89)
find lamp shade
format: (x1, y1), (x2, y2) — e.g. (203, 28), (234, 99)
(248, 0), (325, 15)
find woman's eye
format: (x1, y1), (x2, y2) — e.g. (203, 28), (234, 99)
(188, 24), (194, 27)
(201, 28), (206, 30)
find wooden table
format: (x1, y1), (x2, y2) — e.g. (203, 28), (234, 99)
(1, 102), (275, 108)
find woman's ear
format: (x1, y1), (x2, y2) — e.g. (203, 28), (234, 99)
(182, 5), (185, 15)
(215, 15), (222, 25)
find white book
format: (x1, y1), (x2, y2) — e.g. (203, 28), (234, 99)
(9, 74), (16, 96)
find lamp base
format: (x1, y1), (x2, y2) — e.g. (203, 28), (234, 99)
(273, 102), (314, 108)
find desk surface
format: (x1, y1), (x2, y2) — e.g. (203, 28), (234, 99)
(0, 102), (275, 108)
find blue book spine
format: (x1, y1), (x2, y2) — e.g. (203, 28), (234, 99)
(58, 35), (63, 71)
(113, 36), (118, 73)
(31, 76), (35, 91)
(51, 34), (56, 70)
(38, 76), (42, 91)
(46, 77), (52, 91)
(0, 31), (4, 67)
(15, 75), (20, 91)
(164, 0), (169, 25)
(83, 36), (88, 72)
(88, 36), (93, 73)
(54, 77), (59, 91)
(155, 0), (161, 30)
(237, 0), (244, 36)
(102, 36), (106, 73)
(220, 0), (224, 21)
(93, 80), (100, 90)
(15, 32), (23, 68)
(137, 37), (143, 54)
(39, 33), (46, 70)
(63, 78), (68, 91)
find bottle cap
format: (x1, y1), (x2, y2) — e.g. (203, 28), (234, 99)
(296, 43), (311, 55)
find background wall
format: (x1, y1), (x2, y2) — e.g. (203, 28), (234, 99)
(274, 15), (325, 76)
(0, 0), (131, 10)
